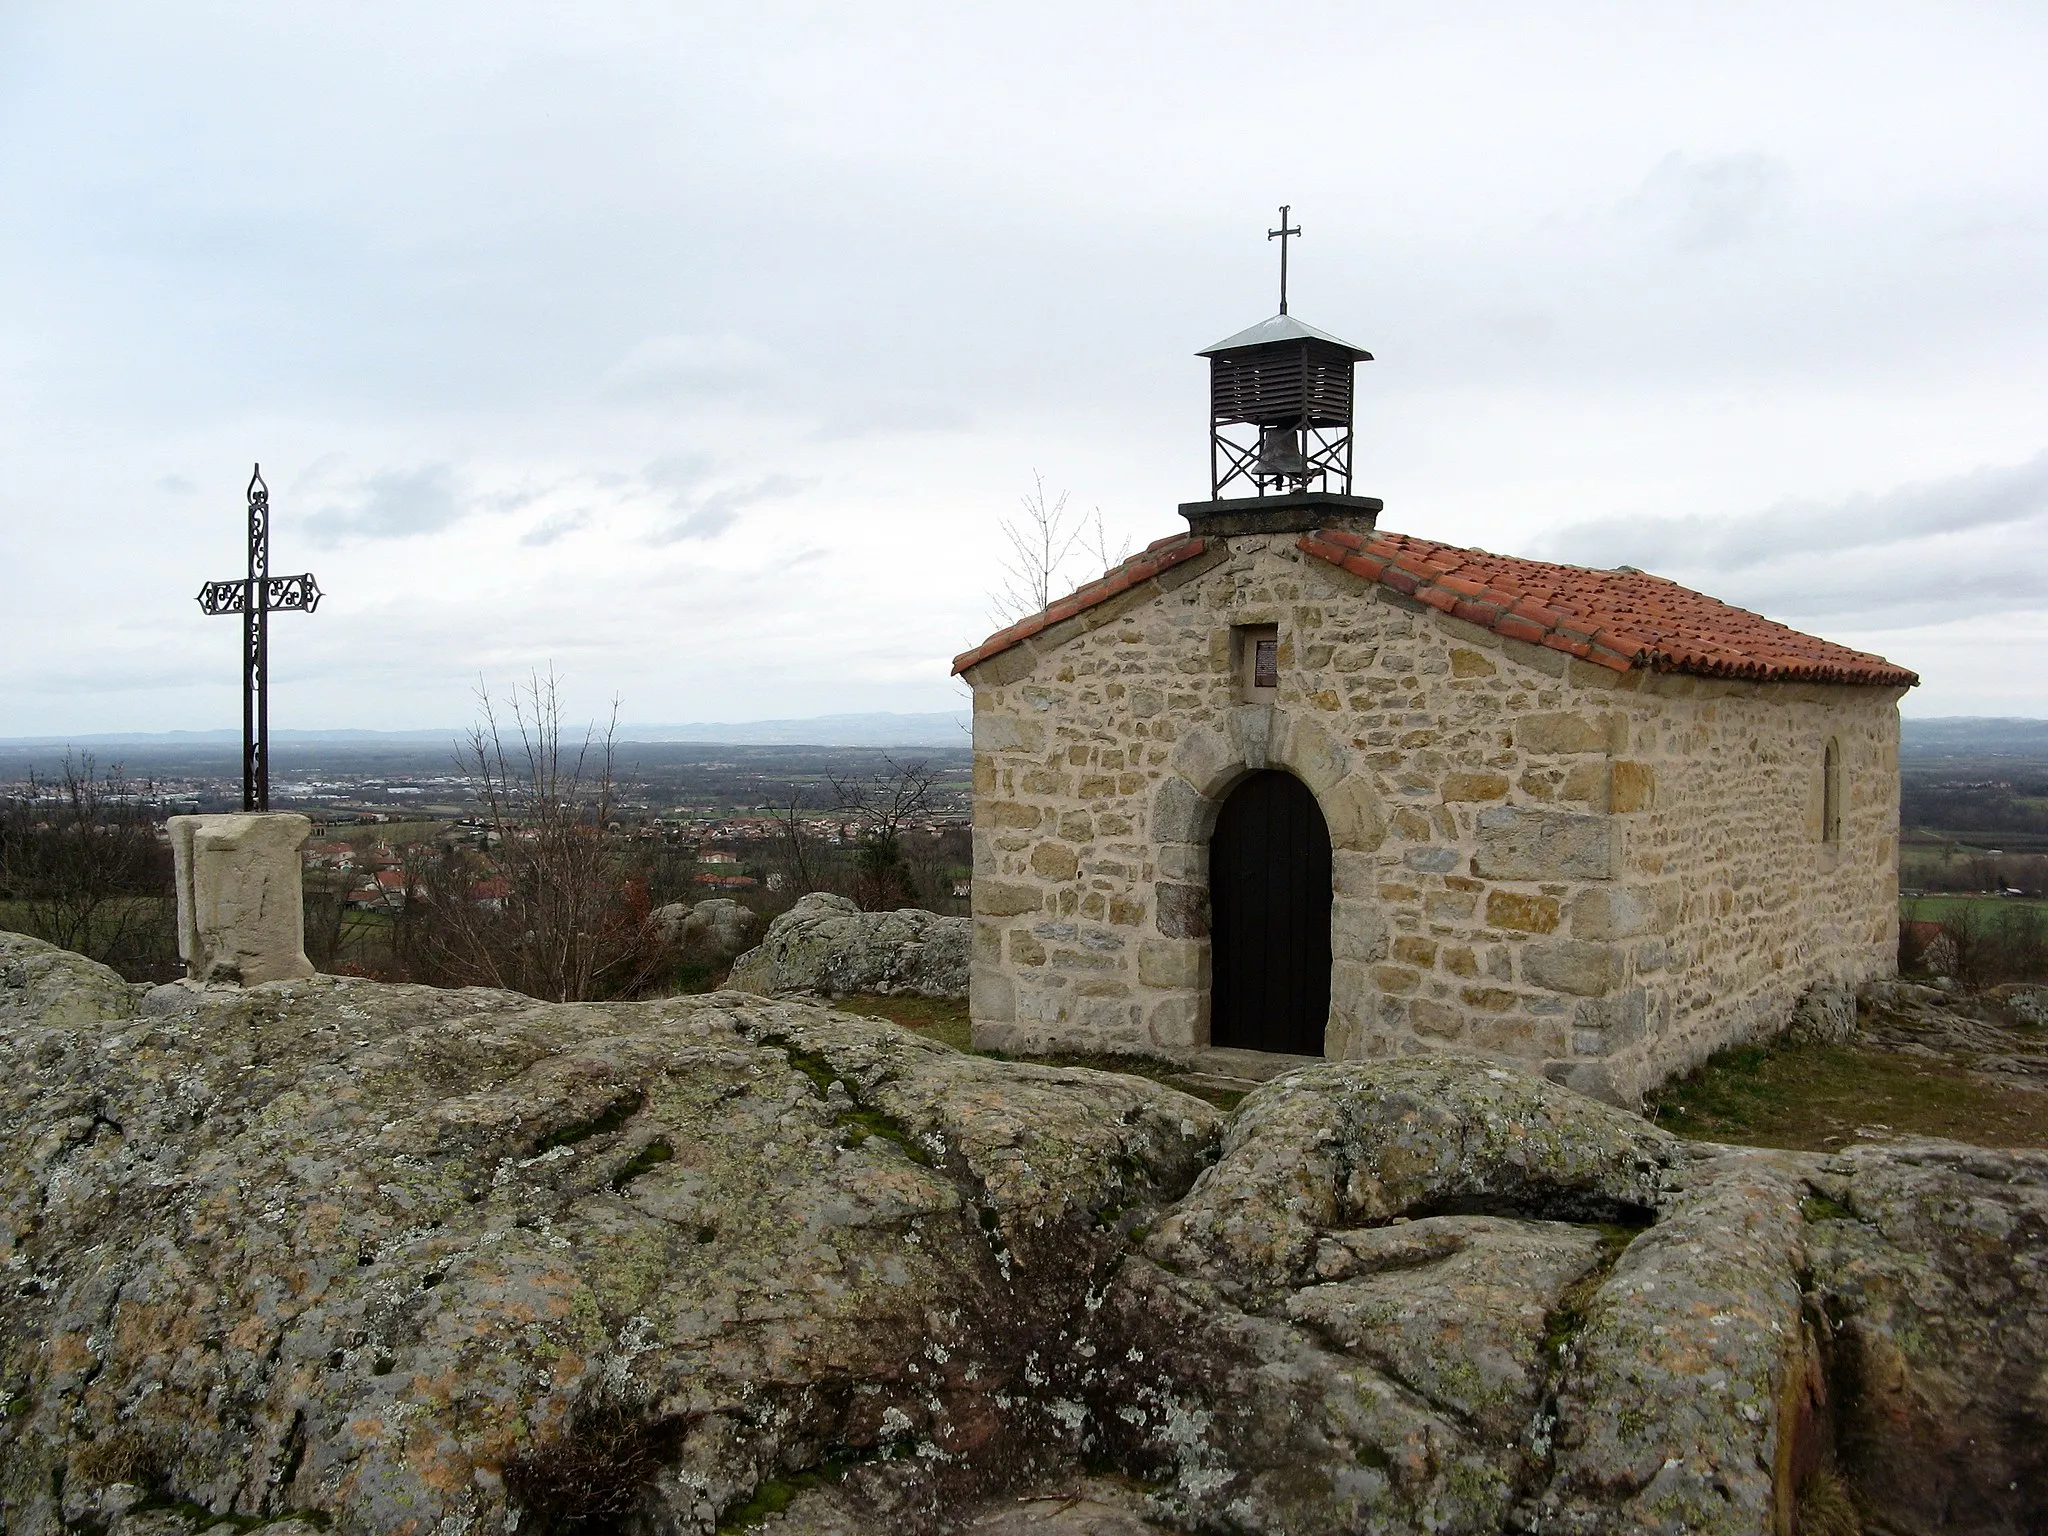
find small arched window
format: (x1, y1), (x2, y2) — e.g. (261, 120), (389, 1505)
(1822, 737), (1843, 844)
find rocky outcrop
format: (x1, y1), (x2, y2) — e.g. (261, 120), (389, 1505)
(1, 929), (2043, 1536)
(728, 892), (968, 999)
(1804, 1142), (2048, 1532)
(2000, 983), (2048, 1028)
(1860, 979), (2048, 1090)
(1099, 1061), (1818, 1534)
(0, 930), (1213, 1535)
(1787, 981), (1857, 1045)
(649, 897), (764, 964)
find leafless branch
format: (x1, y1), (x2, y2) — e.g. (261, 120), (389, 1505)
(401, 667), (657, 1001)
(828, 757), (938, 911)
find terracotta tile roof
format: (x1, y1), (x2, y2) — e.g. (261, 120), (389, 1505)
(1300, 528), (1918, 686)
(952, 523), (1916, 688)
(951, 533), (1210, 674)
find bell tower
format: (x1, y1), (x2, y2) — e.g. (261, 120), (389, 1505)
(1181, 207), (1383, 536)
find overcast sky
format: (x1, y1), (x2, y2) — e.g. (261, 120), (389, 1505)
(3, 2), (2045, 735)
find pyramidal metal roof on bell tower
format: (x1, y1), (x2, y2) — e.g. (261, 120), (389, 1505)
(1197, 311), (1373, 361)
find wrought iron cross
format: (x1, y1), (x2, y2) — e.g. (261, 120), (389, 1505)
(1268, 204), (1302, 315)
(195, 465), (323, 811)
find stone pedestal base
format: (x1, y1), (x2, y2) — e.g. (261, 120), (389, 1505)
(167, 813), (317, 985)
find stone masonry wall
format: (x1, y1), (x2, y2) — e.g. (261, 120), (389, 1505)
(963, 531), (1903, 1100)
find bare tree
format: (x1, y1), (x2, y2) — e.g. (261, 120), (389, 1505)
(401, 669), (662, 1001)
(1941, 901), (2048, 988)
(829, 757), (938, 911)
(772, 787), (822, 897)
(904, 823), (972, 916)
(0, 753), (177, 980)
(989, 471), (1132, 625)
(1078, 502), (1132, 578)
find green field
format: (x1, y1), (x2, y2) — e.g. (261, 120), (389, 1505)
(1900, 893), (2048, 922)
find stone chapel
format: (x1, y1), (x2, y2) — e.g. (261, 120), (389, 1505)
(953, 288), (1916, 1104)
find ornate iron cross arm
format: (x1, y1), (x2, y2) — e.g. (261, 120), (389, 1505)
(194, 465), (323, 812)
(196, 572), (323, 615)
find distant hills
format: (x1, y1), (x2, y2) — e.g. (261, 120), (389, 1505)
(1899, 717), (2048, 759)
(7, 712), (2042, 758)
(0, 711), (973, 751)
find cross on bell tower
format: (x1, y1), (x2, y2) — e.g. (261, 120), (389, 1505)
(1180, 207), (1383, 537)
(196, 465), (323, 811)
(1269, 204), (1301, 314)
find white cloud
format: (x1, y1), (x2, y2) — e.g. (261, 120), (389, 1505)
(1535, 450), (2048, 632)
(2, 3), (2046, 729)
(303, 465), (462, 546)
(599, 335), (779, 402)
(646, 472), (814, 545)
(518, 510), (590, 547)
(1620, 152), (1789, 250)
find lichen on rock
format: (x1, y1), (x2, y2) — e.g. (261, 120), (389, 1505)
(727, 893), (969, 1000)
(0, 931), (1211, 1534)
(2, 929), (2043, 1536)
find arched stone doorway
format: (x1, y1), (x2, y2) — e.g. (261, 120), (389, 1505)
(1209, 769), (1333, 1055)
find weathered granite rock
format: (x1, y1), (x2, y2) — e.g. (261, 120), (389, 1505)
(1100, 1061), (1707, 1534)
(1999, 983), (2048, 1028)
(650, 897), (764, 963)
(1858, 979), (2048, 1089)
(1101, 1059), (2044, 1536)
(1, 930), (140, 1029)
(768, 1475), (1170, 1533)
(729, 893), (969, 999)
(1803, 1141), (2048, 1535)
(1787, 981), (1856, 1045)
(0, 931), (1216, 1535)
(2, 929), (2043, 1536)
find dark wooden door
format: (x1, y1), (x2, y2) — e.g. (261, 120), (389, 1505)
(1209, 770), (1333, 1055)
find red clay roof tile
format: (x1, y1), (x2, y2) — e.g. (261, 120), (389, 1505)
(1301, 529), (1917, 687)
(950, 534), (1210, 674)
(952, 524), (1917, 688)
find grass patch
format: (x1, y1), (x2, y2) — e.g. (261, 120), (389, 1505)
(1901, 893), (2048, 920)
(531, 1090), (645, 1155)
(609, 1138), (674, 1191)
(766, 1039), (933, 1166)
(665, 960), (731, 995)
(716, 1446), (902, 1533)
(832, 993), (973, 1051)
(1538, 1223), (1641, 1364)
(1795, 1466), (1864, 1536)
(1801, 1193), (1856, 1223)
(503, 1397), (690, 1535)
(1649, 1039), (2048, 1150)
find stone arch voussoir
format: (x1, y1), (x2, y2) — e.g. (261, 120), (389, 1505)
(1151, 708), (1387, 944)
(1159, 711), (1384, 854)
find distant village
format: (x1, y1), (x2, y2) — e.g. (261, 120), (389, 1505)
(300, 810), (974, 916)
(0, 741), (976, 973)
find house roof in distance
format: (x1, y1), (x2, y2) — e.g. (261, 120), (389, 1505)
(953, 526), (1918, 688)
(1198, 312), (1373, 360)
